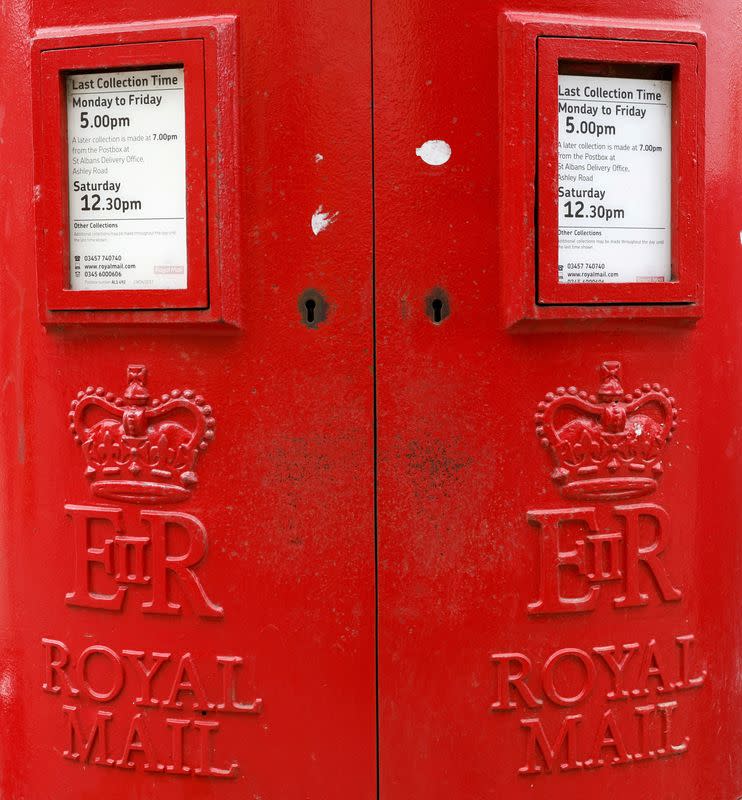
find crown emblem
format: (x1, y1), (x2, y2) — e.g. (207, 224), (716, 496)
(69, 365), (216, 504)
(535, 361), (678, 501)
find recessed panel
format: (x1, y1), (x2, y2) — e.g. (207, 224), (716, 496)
(535, 37), (701, 308)
(557, 73), (672, 284)
(67, 67), (188, 291)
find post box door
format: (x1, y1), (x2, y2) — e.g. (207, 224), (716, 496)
(0, 1), (375, 799)
(373, 1), (741, 799)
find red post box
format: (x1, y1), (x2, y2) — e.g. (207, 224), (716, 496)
(0, 0), (739, 798)
(374, 5), (740, 799)
(1, 8), (377, 799)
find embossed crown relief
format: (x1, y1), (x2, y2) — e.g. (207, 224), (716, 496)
(490, 361), (707, 777)
(535, 360), (677, 502)
(43, 366), (261, 779)
(69, 364), (216, 504)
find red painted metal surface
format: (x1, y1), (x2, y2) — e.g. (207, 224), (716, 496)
(0, 0), (740, 798)
(0, 1), (375, 797)
(374, 1), (740, 798)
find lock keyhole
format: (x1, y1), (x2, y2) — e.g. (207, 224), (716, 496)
(299, 289), (328, 328)
(425, 288), (450, 324)
(431, 298), (443, 323)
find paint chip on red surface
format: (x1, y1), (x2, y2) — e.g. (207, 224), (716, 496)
(416, 139), (451, 165)
(311, 205), (339, 235)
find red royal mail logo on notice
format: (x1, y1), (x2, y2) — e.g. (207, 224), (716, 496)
(69, 364), (216, 504)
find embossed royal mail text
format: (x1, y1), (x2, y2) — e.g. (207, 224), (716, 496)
(43, 639), (261, 777)
(491, 634), (706, 775)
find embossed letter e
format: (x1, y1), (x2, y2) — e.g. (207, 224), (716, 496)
(65, 504), (127, 612)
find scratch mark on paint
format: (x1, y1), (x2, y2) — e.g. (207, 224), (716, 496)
(416, 139), (452, 166)
(311, 205), (339, 235)
(314, 153), (324, 163)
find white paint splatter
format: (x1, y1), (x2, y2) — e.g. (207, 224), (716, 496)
(314, 153), (324, 163)
(416, 139), (451, 166)
(311, 205), (339, 236)
(0, 672), (13, 702)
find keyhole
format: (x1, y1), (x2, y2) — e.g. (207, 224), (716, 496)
(425, 288), (450, 324)
(299, 289), (328, 328)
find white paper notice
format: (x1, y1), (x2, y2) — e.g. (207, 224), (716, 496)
(557, 75), (672, 284)
(66, 67), (187, 291)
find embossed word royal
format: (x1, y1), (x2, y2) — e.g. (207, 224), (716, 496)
(42, 639), (262, 777)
